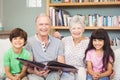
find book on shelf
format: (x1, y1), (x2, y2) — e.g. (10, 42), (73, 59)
(50, 7), (70, 27)
(112, 16), (119, 27)
(118, 16), (120, 27)
(50, 7), (56, 26)
(97, 15), (103, 27)
(16, 58), (77, 72)
(63, 0), (71, 3)
(67, 16), (72, 27)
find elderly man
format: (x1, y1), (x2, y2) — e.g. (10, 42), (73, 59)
(25, 13), (65, 80)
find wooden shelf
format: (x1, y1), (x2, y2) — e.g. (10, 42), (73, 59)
(47, 0), (120, 32)
(51, 26), (120, 30)
(49, 2), (120, 7)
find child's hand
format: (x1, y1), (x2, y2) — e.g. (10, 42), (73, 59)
(110, 69), (115, 79)
(16, 77), (21, 80)
(12, 76), (20, 80)
(93, 72), (100, 80)
(15, 75), (21, 80)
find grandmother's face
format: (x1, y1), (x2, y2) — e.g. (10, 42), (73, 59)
(70, 24), (84, 39)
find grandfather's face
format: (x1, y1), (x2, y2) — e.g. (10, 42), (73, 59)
(70, 24), (84, 39)
(36, 16), (51, 37)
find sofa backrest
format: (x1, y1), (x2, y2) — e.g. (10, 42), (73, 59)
(112, 48), (120, 80)
(0, 38), (11, 79)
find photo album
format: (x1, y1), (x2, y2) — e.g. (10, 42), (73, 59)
(16, 58), (77, 73)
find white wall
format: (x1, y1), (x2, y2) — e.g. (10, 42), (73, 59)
(3, 0), (46, 36)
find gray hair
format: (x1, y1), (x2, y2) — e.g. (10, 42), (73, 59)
(35, 13), (50, 22)
(69, 15), (85, 29)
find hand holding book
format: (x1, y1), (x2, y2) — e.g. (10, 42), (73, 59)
(16, 58), (77, 73)
(34, 67), (50, 77)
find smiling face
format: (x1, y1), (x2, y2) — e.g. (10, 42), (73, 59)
(69, 15), (85, 39)
(36, 15), (51, 37)
(93, 39), (104, 50)
(12, 37), (25, 49)
(70, 24), (84, 39)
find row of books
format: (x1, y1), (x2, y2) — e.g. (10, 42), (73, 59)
(50, 7), (70, 26)
(49, 7), (120, 27)
(84, 14), (120, 27)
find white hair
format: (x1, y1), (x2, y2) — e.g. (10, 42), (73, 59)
(35, 13), (50, 22)
(69, 15), (85, 29)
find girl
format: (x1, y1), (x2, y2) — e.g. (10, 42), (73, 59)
(84, 28), (115, 80)
(4, 28), (31, 80)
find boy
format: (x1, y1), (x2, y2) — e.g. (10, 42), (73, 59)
(4, 28), (31, 80)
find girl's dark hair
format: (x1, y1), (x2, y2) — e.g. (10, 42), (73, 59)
(9, 28), (27, 46)
(83, 28), (115, 71)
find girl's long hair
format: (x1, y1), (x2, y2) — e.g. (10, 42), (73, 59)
(83, 28), (115, 71)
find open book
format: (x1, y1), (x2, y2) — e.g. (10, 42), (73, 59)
(16, 58), (77, 73)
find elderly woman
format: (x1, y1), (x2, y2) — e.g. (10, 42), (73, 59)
(54, 15), (89, 80)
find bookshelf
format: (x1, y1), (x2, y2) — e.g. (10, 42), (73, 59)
(46, 0), (120, 31)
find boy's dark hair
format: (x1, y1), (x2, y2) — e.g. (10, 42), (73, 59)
(84, 28), (115, 72)
(9, 28), (27, 46)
